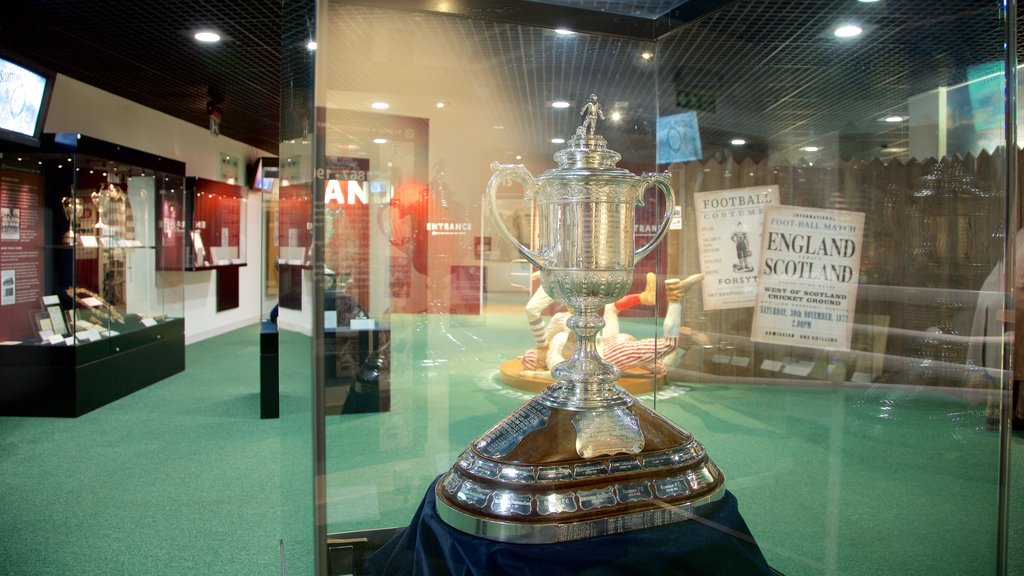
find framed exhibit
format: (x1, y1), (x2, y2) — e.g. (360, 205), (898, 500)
(0, 133), (186, 416)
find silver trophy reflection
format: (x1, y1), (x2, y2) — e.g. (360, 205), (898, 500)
(435, 96), (725, 543)
(60, 193), (84, 245)
(91, 183), (122, 231)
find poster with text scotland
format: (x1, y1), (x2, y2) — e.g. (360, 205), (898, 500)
(751, 206), (865, 351)
(693, 185), (779, 310)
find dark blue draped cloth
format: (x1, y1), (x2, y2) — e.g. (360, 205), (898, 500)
(364, 479), (776, 576)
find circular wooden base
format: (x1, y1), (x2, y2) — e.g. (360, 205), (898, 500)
(497, 358), (664, 395)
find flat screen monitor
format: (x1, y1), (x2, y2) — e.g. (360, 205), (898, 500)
(249, 157), (279, 191)
(0, 53), (54, 147)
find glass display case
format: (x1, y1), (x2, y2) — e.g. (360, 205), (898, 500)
(184, 176), (246, 270)
(184, 176), (247, 311)
(281, 1), (1021, 574)
(0, 133), (185, 417)
(276, 175), (312, 310)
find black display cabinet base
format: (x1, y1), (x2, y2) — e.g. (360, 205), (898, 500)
(260, 320), (280, 419)
(0, 319), (185, 418)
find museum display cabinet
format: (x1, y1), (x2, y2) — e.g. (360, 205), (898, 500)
(280, 0), (1021, 574)
(184, 176), (247, 311)
(276, 163), (312, 311)
(0, 133), (185, 417)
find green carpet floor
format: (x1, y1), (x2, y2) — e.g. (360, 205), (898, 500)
(0, 326), (314, 576)
(1, 317), (1023, 575)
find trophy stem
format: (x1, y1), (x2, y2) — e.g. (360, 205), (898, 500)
(543, 305), (632, 411)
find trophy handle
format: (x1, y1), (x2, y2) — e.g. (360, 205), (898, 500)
(633, 171), (675, 263)
(487, 162), (544, 269)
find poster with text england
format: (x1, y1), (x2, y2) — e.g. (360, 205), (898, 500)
(751, 206), (865, 351)
(693, 185), (779, 310)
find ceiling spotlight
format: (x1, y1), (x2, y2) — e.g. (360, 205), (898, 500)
(801, 146), (821, 152)
(641, 51), (653, 61)
(834, 24), (863, 38)
(883, 115), (905, 123)
(551, 138), (566, 144)
(194, 31), (221, 43)
(731, 138), (746, 146)
(555, 28), (575, 35)
(436, 101), (446, 109)
(373, 138), (388, 144)
(551, 101), (571, 109)
(371, 102), (390, 110)
(306, 40), (318, 51)
(857, 0), (881, 3)
(610, 111), (622, 122)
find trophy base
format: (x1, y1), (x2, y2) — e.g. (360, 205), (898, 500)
(435, 388), (726, 543)
(435, 479), (724, 544)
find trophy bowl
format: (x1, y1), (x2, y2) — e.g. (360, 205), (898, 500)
(435, 96), (725, 543)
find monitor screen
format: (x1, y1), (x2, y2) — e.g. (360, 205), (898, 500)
(249, 157), (279, 191)
(0, 53), (54, 147)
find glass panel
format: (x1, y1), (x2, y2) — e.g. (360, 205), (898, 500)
(656, 2), (1011, 575)
(259, 162), (280, 322)
(317, 0), (670, 543)
(310, 1), (1015, 574)
(280, 0), (317, 572)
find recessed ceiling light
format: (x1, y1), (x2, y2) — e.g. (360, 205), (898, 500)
(801, 146), (821, 152)
(641, 52), (653, 60)
(306, 40), (318, 51)
(436, 101), (446, 109)
(194, 31), (221, 43)
(731, 138), (746, 146)
(857, 0), (881, 3)
(371, 102), (390, 110)
(834, 24), (863, 38)
(883, 115), (905, 122)
(551, 101), (571, 109)
(610, 111), (622, 122)
(373, 138), (388, 144)
(551, 138), (566, 144)
(555, 28), (575, 35)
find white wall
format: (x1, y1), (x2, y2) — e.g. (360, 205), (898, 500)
(44, 74), (274, 344)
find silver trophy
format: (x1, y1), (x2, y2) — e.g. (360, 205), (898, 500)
(435, 96), (725, 543)
(60, 194), (84, 245)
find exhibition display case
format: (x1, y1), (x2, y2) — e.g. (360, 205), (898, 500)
(0, 133), (185, 417)
(184, 176), (246, 311)
(281, 1), (1021, 574)
(184, 176), (246, 270)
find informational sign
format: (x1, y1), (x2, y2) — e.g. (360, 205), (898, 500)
(0, 163), (44, 340)
(450, 265), (482, 315)
(751, 206), (865, 351)
(693, 185), (779, 310)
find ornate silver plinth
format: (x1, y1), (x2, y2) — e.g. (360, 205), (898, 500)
(435, 394), (725, 543)
(437, 96), (724, 543)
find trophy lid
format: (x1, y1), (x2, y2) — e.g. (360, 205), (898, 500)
(550, 95), (626, 172)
